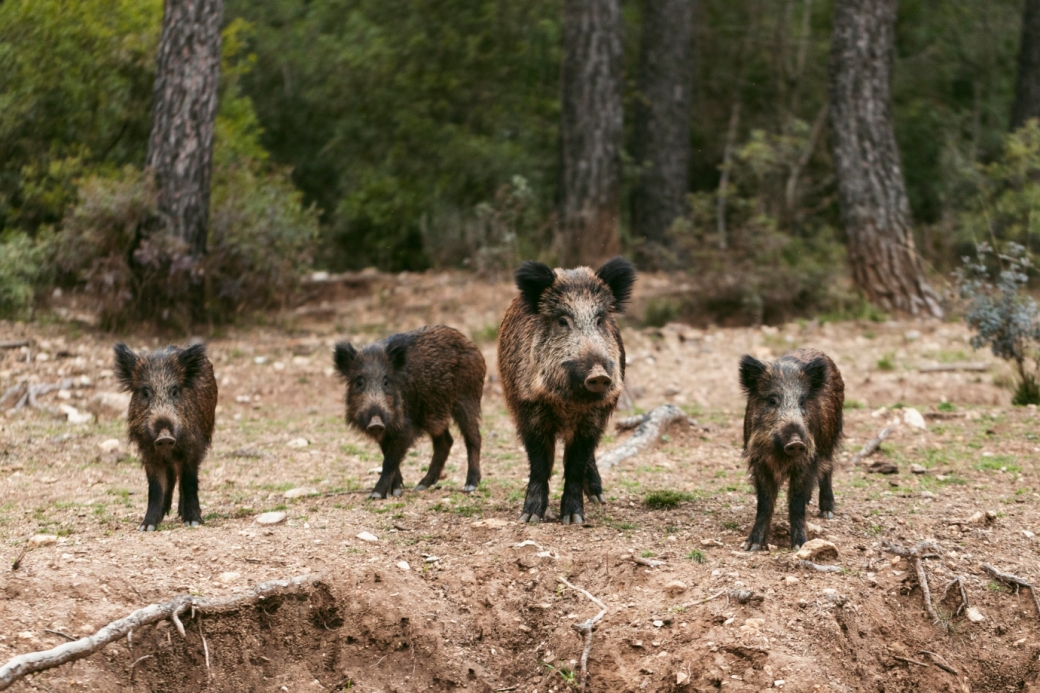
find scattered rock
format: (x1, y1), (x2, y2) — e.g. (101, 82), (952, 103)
(235, 394), (251, 404)
(806, 521), (822, 535)
(283, 487), (319, 499)
(867, 460), (899, 474)
(966, 607), (985, 623)
(676, 671), (690, 685)
(471, 518), (509, 528)
(904, 330), (921, 342)
(255, 512), (287, 525)
(356, 531), (378, 542)
(367, 467), (382, 474)
(902, 407), (926, 430)
(217, 571), (241, 584)
(794, 539), (839, 563)
(98, 439), (121, 454)
(286, 437), (309, 448)
(653, 620), (664, 628)
(28, 534), (58, 547)
(254, 356), (267, 365)
(910, 464), (926, 475)
(774, 680), (786, 688)
(664, 580), (687, 594)
(1024, 530), (1035, 539)
(59, 404), (93, 425)
(396, 561), (410, 571)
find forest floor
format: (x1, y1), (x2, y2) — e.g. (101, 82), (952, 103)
(3, 271), (1040, 692)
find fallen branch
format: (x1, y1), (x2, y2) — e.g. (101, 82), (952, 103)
(0, 573), (318, 690)
(599, 405), (687, 471)
(632, 556), (666, 568)
(893, 655), (929, 667)
(919, 650), (958, 675)
(940, 577), (970, 617)
(982, 564), (1040, 618)
(3, 378), (93, 414)
(883, 541), (943, 628)
(10, 546), (27, 571)
(556, 576), (607, 693)
(43, 630), (75, 643)
(848, 425), (896, 466)
(797, 560), (843, 573)
(0, 340), (31, 350)
(918, 363), (988, 373)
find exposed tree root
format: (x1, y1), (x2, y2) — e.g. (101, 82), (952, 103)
(556, 576), (607, 692)
(599, 404), (687, 470)
(919, 650), (958, 675)
(982, 564), (1040, 618)
(883, 541), (943, 628)
(0, 377), (93, 414)
(797, 560), (843, 573)
(0, 574), (318, 691)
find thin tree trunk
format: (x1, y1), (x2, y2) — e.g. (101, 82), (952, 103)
(144, 0), (223, 320)
(716, 99), (741, 250)
(557, 0), (624, 268)
(1012, 0), (1040, 130)
(631, 0), (696, 249)
(828, 0), (942, 318)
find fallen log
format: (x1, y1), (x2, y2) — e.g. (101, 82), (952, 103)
(599, 404), (687, 471)
(918, 363), (988, 373)
(848, 424), (896, 466)
(0, 574), (318, 690)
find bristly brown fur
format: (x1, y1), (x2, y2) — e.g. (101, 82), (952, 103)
(498, 257), (636, 524)
(334, 325), (485, 498)
(113, 342), (217, 531)
(740, 347), (844, 550)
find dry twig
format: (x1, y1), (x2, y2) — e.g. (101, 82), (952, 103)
(848, 425), (896, 466)
(556, 576), (607, 692)
(893, 655), (929, 667)
(10, 546), (27, 572)
(632, 556), (665, 568)
(797, 560), (842, 573)
(982, 564), (1040, 618)
(599, 405), (687, 470)
(42, 630), (75, 643)
(0, 340), (31, 350)
(940, 577), (970, 617)
(0, 574), (318, 690)
(919, 650), (958, 675)
(883, 541), (943, 628)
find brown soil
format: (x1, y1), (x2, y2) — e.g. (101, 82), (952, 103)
(2, 271), (1040, 692)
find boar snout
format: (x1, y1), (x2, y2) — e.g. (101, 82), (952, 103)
(584, 364), (612, 393)
(784, 438), (807, 455)
(366, 415), (386, 436)
(151, 418), (177, 452)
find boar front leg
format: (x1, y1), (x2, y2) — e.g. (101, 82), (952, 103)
(140, 463), (170, 531)
(178, 462), (203, 527)
(744, 466), (778, 551)
(372, 438), (409, 499)
(519, 430), (555, 523)
(787, 471), (814, 549)
(561, 433), (599, 524)
(817, 468), (835, 519)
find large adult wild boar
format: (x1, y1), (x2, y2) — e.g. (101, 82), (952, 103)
(498, 257), (636, 525)
(114, 343), (218, 531)
(739, 348), (844, 550)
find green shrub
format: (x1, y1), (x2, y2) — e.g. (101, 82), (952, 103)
(643, 490), (697, 509)
(0, 230), (55, 319)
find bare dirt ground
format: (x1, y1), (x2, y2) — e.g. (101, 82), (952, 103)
(3, 271), (1040, 692)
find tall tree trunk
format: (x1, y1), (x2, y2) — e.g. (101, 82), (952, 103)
(631, 0), (696, 250)
(143, 0), (223, 320)
(557, 0), (623, 268)
(1012, 0), (1040, 130)
(828, 0), (942, 318)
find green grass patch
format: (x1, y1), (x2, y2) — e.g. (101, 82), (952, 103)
(876, 354), (896, 371)
(975, 455), (1020, 473)
(686, 549), (706, 563)
(643, 489), (699, 509)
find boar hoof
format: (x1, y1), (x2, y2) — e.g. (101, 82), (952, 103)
(139, 524), (157, 532)
(819, 510), (834, 519)
(185, 521), (200, 528)
(368, 491), (385, 500)
(743, 541), (764, 552)
(561, 513), (584, 525)
(587, 494), (605, 504)
(392, 488), (403, 497)
(414, 483), (429, 491)
(462, 484), (478, 493)
(519, 513), (542, 524)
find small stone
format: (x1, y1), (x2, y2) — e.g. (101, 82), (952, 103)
(59, 404), (93, 425)
(356, 531), (378, 542)
(631, 640), (644, 648)
(653, 620), (664, 628)
(218, 571), (241, 583)
(806, 522), (822, 535)
(664, 580), (687, 594)
(99, 439), (121, 453)
(286, 437), (309, 448)
(284, 487), (319, 499)
(966, 607), (985, 623)
(17, 631), (34, 641)
(255, 511), (287, 525)
(367, 467), (382, 474)
(29, 534), (58, 546)
(1024, 530), (1035, 539)
(254, 356), (267, 365)
(794, 538), (839, 562)
(677, 671), (690, 685)
(904, 330), (921, 342)
(785, 576), (799, 584)
(396, 561), (410, 571)
(910, 464), (926, 475)
(273, 362), (285, 371)
(902, 408), (926, 430)
(235, 394), (251, 403)
(774, 680), (786, 688)
(920, 491), (935, 498)
(471, 518), (509, 528)
(57, 389), (71, 400)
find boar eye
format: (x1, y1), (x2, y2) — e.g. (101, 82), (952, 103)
(169, 385), (180, 398)
(354, 376), (365, 388)
(557, 316), (570, 328)
(767, 395), (780, 407)
(595, 314), (605, 327)
(382, 376), (389, 388)
(139, 386), (153, 400)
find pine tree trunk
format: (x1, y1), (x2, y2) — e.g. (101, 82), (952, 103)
(557, 0), (624, 268)
(828, 0), (942, 318)
(1012, 0), (1040, 130)
(143, 0), (223, 320)
(631, 0), (696, 250)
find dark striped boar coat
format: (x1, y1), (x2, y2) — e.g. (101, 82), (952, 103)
(114, 343), (217, 531)
(498, 257), (635, 524)
(334, 325), (485, 498)
(739, 348), (844, 550)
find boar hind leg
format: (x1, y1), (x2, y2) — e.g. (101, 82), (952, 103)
(560, 435), (598, 525)
(178, 464), (203, 527)
(453, 402), (482, 492)
(744, 469), (778, 551)
(519, 431), (555, 523)
(787, 472), (815, 549)
(416, 430), (452, 491)
(140, 464), (171, 532)
(372, 439), (408, 499)
(818, 468), (835, 519)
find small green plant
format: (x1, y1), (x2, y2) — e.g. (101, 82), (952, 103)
(643, 297), (680, 328)
(643, 489), (697, 509)
(844, 399), (865, 410)
(937, 401), (956, 412)
(876, 354), (896, 371)
(686, 549), (706, 563)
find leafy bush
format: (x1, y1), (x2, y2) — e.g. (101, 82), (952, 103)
(0, 230), (54, 319)
(954, 242), (1040, 405)
(643, 490), (697, 509)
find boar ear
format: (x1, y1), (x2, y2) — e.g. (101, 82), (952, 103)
(803, 356), (829, 392)
(739, 355), (767, 394)
(178, 343), (208, 386)
(333, 342), (357, 377)
(384, 332), (416, 370)
(596, 256), (636, 313)
(515, 261), (556, 313)
(113, 343), (139, 392)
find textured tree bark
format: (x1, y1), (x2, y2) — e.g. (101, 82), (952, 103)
(143, 0), (223, 319)
(557, 0), (624, 268)
(828, 0), (942, 318)
(1012, 0), (1040, 130)
(631, 0), (696, 249)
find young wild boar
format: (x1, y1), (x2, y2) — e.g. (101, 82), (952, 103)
(498, 257), (636, 525)
(114, 343), (217, 531)
(738, 348), (844, 550)
(334, 325), (485, 499)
